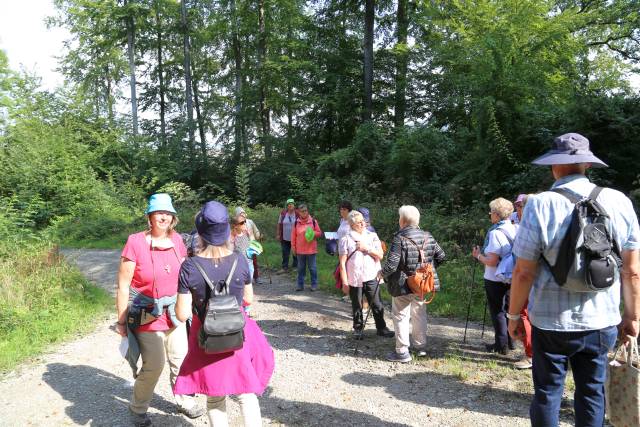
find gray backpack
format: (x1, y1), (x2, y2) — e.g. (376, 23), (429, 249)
(192, 256), (246, 354)
(542, 186), (622, 292)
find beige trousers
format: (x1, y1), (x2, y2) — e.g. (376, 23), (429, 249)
(130, 323), (195, 414)
(207, 394), (262, 427)
(391, 293), (427, 354)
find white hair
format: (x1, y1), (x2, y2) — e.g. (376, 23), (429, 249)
(347, 210), (364, 226)
(398, 205), (420, 226)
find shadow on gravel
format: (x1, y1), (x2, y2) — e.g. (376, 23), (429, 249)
(341, 371), (531, 419)
(259, 297), (352, 320)
(261, 387), (410, 427)
(43, 363), (192, 426)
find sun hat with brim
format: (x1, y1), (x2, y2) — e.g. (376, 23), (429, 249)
(531, 133), (607, 168)
(195, 201), (230, 246)
(145, 193), (177, 215)
(304, 226), (315, 242)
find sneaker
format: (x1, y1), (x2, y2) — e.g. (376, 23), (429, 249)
(386, 350), (412, 363)
(352, 330), (364, 340)
(410, 347), (427, 357)
(514, 357), (533, 370)
(129, 410), (152, 427)
(485, 343), (509, 355)
(376, 327), (395, 338)
(256, 279), (265, 285)
(178, 403), (206, 419)
(310, 287), (318, 292)
(295, 287), (303, 292)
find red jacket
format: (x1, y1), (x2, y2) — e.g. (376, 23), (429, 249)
(291, 216), (322, 255)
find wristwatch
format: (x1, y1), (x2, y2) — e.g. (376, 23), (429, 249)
(506, 313), (521, 321)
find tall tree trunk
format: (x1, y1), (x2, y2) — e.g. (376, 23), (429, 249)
(181, 0), (196, 162)
(257, 0), (271, 158)
(124, 0), (138, 136)
(230, 0), (244, 160)
(363, 0), (374, 122)
(192, 71), (207, 164)
(155, 0), (167, 147)
(105, 64), (114, 123)
(394, 0), (409, 128)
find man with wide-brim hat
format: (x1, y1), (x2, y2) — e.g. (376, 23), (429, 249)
(506, 132), (640, 426)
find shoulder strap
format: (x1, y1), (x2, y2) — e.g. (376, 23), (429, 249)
(192, 255), (239, 296)
(589, 185), (603, 201)
(551, 187), (582, 204)
(402, 235), (425, 263)
(494, 227), (514, 247)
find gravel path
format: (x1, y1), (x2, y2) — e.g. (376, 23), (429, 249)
(0, 249), (573, 426)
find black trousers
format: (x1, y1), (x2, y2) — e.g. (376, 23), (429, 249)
(349, 279), (387, 331)
(484, 279), (514, 349)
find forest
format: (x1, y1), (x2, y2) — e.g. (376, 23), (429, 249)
(1, 2), (640, 368)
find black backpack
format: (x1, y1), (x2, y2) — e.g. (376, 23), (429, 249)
(192, 255), (246, 354)
(542, 186), (622, 292)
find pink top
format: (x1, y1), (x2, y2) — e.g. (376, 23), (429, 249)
(338, 229), (382, 287)
(290, 216), (322, 255)
(121, 231), (187, 332)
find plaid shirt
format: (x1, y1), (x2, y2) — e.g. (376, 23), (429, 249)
(513, 174), (640, 331)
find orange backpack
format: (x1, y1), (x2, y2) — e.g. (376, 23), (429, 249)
(403, 236), (436, 304)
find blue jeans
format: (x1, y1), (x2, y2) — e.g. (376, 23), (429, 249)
(280, 240), (297, 269)
(530, 325), (617, 427)
(296, 254), (317, 290)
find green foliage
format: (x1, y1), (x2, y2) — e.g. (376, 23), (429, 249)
(235, 164), (251, 207)
(0, 242), (111, 372)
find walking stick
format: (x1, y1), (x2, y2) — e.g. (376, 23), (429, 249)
(481, 298), (488, 338)
(463, 261), (478, 343)
(354, 276), (382, 356)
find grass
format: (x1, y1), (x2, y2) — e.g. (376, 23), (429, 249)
(0, 242), (112, 372)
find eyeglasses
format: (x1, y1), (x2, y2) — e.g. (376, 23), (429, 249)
(237, 221), (246, 225)
(299, 210), (308, 213)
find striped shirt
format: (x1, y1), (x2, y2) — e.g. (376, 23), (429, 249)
(513, 174), (640, 331)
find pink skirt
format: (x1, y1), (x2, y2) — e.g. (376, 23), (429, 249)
(173, 313), (274, 396)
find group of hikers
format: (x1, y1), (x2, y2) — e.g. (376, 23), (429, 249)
(114, 132), (640, 427)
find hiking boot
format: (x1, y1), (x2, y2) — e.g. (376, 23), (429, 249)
(178, 403), (205, 419)
(295, 287), (303, 292)
(310, 286), (318, 292)
(386, 351), (412, 363)
(514, 357), (532, 370)
(485, 343), (509, 355)
(129, 410), (152, 427)
(353, 330), (364, 340)
(376, 327), (395, 338)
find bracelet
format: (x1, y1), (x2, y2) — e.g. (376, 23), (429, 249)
(506, 313), (521, 321)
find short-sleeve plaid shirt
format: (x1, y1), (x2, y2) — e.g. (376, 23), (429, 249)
(513, 174), (640, 331)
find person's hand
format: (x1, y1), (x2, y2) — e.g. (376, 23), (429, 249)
(115, 322), (127, 337)
(508, 318), (525, 342)
(472, 246), (480, 260)
(620, 317), (640, 343)
(291, 250), (296, 257)
(356, 241), (369, 253)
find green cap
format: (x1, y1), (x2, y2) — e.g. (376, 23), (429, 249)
(304, 226), (315, 242)
(286, 198), (295, 206)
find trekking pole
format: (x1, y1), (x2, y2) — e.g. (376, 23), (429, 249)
(463, 260), (478, 344)
(354, 276), (381, 356)
(481, 298), (488, 338)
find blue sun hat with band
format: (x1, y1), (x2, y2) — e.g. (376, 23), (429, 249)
(531, 133), (608, 168)
(145, 193), (177, 215)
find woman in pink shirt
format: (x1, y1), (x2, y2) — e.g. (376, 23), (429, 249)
(339, 210), (395, 340)
(291, 203), (322, 291)
(115, 193), (204, 426)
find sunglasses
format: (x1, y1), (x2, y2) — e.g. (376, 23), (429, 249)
(236, 220), (246, 225)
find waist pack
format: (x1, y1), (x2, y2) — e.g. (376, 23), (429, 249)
(494, 228), (515, 284)
(192, 256), (246, 354)
(403, 235), (436, 303)
(542, 186), (622, 292)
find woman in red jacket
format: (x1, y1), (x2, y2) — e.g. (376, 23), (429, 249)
(291, 203), (322, 291)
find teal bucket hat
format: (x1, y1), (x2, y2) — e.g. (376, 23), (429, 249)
(145, 193), (177, 215)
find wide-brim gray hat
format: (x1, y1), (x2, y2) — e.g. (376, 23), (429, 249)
(531, 133), (607, 168)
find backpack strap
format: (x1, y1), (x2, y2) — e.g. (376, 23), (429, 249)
(494, 227), (514, 247)
(402, 234), (427, 264)
(192, 255), (239, 296)
(550, 187), (582, 204)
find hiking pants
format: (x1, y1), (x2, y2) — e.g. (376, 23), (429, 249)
(280, 240), (297, 270)
(130, 324), (196, 414)
(296, 254), (317, 289)
(484, 279), (513, 350)
(207, 393), (261, 427)
(349, 279), (387, 331)
(391, 293), (427, 354)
